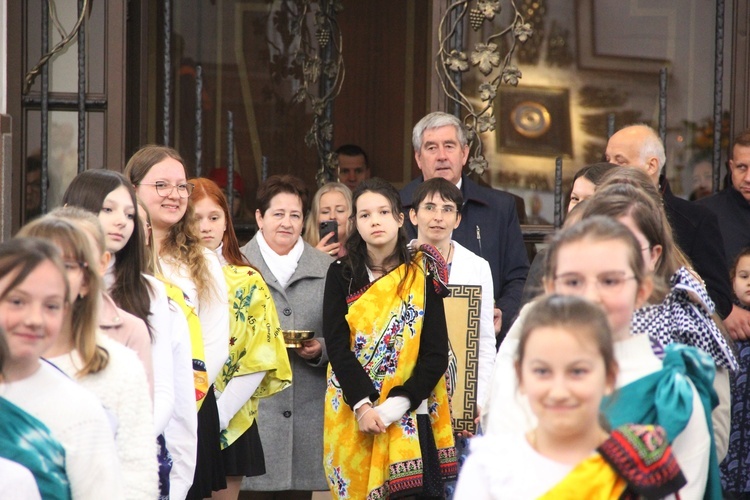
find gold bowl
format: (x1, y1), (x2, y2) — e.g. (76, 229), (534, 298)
(283, 330), (314, 348)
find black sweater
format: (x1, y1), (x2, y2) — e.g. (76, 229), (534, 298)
(322, 259), (449, 412)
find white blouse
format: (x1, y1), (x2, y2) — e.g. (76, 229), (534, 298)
(159, 246), (229, 385)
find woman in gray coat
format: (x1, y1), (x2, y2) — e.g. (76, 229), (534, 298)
(239, 175), (332, 499)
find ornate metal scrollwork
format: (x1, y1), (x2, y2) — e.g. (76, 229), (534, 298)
(271, 0), (344, 186)
(436, 0), (531, 175)
(24, 0), (91, 95)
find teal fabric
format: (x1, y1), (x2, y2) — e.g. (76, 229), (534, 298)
(603, 344), (721, 500)
(0, 396), (70, 500)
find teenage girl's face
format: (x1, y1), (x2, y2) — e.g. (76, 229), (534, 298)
(617, 215), (662, 273)
(99, 185), (136, 254)
(355, 192), (404, 253)
(193, 197), (226, 251)
(733, 255), (750, 308)
(518, 326), (613, 441)
(568, 177), (596, 212)
(0, 260), (67, 367)
(545, 238), (651, 340)
(318, 190), (350, 242)
(134, 157), (188, 232)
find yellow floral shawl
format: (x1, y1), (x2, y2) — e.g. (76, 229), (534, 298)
(323, 257), (456, 499)
(217, 265), (292, 449)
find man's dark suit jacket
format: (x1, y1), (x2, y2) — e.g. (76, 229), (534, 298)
(661, 177), (732, 318)
(697, 185), (750, 272)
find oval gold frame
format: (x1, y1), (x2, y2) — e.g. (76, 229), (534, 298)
(510, 101), (552, 139)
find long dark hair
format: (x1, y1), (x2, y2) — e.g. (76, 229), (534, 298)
(62, 169), (153, 338)
(345, 178), (412, 282)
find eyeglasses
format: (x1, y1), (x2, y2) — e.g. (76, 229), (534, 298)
(139, 181), (195, 198)
(63, 260), (88, 273)
(419, 203), (457, 215)
(553, 272), (636, 295)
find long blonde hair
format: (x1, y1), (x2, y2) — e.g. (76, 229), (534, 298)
(18, 215), (108, 377)
(303, 182), (352, 247)
(125, 145), (217, 303)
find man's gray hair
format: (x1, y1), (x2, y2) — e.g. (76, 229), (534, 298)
(623, 123), (667, 173)
(412, 112), (468, 151)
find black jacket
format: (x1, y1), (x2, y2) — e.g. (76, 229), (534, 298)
(661, 178), (732, 318)
(322, 260), (449, 411)
(697, 185), (750, 271)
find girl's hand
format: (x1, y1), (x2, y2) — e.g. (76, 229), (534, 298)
(295, 339), (323, 360)
(316, 232), (341, 257)
(357, 404), (386, 434)
(725, 305), (750, 340)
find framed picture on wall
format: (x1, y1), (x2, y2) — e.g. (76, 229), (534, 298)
(497, 86), (573, 157)
(575, 0), (670, 74)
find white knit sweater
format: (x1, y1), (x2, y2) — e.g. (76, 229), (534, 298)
(48, 334), (158, 500)
(0, 362), (124, 500)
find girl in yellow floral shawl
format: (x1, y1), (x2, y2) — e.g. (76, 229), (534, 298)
(323, 178), (457, 499)
(191, 178), (292, 500)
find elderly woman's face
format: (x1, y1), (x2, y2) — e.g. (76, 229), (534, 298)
(255, 192), (304, 255)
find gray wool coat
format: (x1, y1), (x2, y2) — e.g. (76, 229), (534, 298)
(240, 236), (333, 492)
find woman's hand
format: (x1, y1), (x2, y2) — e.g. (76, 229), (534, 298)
(493, 307), (503, 335)
(316, 231), (341, 257)
(357, 404), (386, 434)
(295, 338), (323, 360)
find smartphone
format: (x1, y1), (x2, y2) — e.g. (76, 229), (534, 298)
(319, 220), (338, 244)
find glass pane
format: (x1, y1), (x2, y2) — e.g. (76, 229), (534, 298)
(86, 1), (106, 94)
(172, 0), (320, 221)
(24, 3), (43, 95)
(24, 110), (42, 221)
(87, 112), (105, 169)
(47, 0), (79, 93)
(23, 110), (80, 215)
